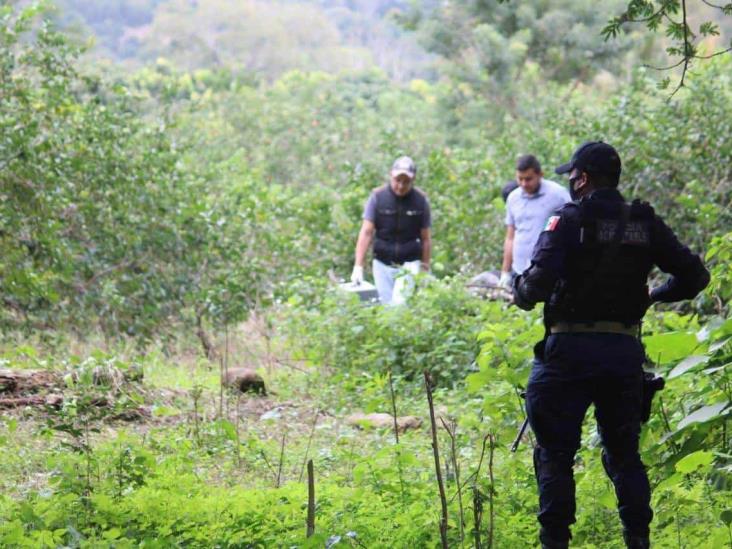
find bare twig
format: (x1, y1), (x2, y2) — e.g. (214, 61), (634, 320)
(694, 46), (732, 60)
(388, 369), (408, 505)
(224, 323), (230, 418)
(452, 434), (490, 499)
(620, 5), (668, 24)
(218, 353), (225, 419)
(487, 434), (496, 549)
(470, 433), (491, 549)
(388, 370), (400, 445)
(473, 434), (490, 480)
(472, 486), (483, 549)
(346, 435), (358, 482)
(424, 370), (449, 549)
(670, 0), (691, 98)
(272, 357), (308, 373)
(258, 450), (278, 478)
(643, 58), (686, 71)
(299, 409), (320, 483)
(190, 386), (202, 446)
(266, 323), (273, 376)
(306, 459), (315, 537)
(700, 0), (726, 8)
(235, 392), (242, 467)
(276, 432), (287, 488)
(441, 417), (465, 547)
(659, 397), (681, 454)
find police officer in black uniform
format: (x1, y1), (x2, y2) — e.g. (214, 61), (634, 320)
(512, 141), (710, 549)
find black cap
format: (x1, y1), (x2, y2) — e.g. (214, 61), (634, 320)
(555, 141), (622, 177)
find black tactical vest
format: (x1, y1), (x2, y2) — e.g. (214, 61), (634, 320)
(372, 185), (427, 265)
(546, 198), (655, 325)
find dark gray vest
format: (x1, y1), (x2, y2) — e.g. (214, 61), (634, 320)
(372, 185), (427, 265)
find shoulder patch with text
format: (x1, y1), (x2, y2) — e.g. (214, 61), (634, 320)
(543, 215), (561, 232)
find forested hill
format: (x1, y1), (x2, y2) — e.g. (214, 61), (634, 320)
(1, 1), (731, 547)
(53, 0), (732, 86)
(53, 0), (432, 80)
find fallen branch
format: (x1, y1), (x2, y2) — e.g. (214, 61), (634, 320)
(0, 394), (63, 409)
(0, 369), (60, 394)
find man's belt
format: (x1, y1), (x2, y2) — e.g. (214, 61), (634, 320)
(550, 321), (640, 337)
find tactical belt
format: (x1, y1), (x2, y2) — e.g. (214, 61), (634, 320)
(550, 321), (639, 337)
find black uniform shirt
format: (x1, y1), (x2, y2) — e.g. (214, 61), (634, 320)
(513, 188), (710, 319)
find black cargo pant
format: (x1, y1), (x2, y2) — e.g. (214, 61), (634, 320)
(525, 333), (653, 543)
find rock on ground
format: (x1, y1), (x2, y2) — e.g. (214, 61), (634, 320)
(346, 412), (422, 433)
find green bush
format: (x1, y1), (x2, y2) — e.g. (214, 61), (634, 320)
(280, 277), (491, 386)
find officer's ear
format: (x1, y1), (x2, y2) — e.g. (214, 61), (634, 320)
(577, 171), (590, 191)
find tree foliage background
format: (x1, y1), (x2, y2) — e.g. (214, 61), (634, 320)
(3, 0), (732, 338)
(0, 1), (732, 546)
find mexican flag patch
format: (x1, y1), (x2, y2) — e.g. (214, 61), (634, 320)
(544, 215), (560, 231)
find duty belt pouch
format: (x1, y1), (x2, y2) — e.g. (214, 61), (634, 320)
(533, 318), (553, 360)
(533, 339), (546, 360)
(641, 372), (665, 423)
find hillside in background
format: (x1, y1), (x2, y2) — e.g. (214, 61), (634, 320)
(52, 0), (732, 87)
(54, 0), (434, 80)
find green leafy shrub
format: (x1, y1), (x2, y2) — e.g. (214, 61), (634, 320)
(280, 278), (491, 386)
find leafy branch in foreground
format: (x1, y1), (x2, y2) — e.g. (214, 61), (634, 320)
(602, 0), (732, 94)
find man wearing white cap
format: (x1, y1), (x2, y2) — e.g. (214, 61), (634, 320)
(351, 156), (432, 305)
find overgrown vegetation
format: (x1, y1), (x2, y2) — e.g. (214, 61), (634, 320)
(1, 2), (731, 547)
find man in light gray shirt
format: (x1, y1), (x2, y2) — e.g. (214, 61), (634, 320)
(499, 154), (570, 287)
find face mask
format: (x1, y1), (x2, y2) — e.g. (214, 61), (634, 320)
(568, 175), (582, 200)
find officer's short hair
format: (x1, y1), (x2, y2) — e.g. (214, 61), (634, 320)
(516, 154), (541, 173)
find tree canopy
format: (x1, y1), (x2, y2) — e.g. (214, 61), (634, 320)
(0, 4), (731, 547)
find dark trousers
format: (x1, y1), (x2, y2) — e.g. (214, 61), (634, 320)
(526, 333), (653, 542)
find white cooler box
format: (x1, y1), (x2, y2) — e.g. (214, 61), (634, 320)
(338, 281), (379, 303)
